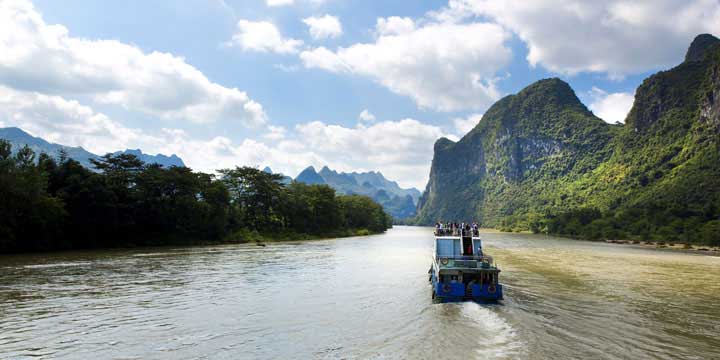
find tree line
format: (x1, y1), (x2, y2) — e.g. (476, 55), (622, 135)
(501, 205), (719, 246)
(0, 141), (392, 253)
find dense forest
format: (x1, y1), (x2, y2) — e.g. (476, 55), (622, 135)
(0, 141), (392, 253)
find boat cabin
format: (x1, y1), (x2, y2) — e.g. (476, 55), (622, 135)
(430, 230), (503, 302)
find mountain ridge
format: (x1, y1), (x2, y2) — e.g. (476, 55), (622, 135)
(0, 127), (185, 169)
(415, 34), (720, 244)
(291, 165), (420, 219)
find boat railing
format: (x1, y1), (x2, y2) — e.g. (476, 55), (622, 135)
(434, 229), (480, 237)
(435, 255), (495, 268)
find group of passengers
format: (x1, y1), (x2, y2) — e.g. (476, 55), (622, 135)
(434, 221), (480, 236)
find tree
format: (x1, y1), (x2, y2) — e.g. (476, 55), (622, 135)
(219, 167), (285, 229)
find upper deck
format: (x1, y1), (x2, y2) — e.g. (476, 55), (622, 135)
(433, 230), (498, 272)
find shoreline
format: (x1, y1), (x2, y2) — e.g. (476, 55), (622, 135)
(0, 228), (386, 256)
(602, 239), (720, 256)
(488, 228), (720, 256)
(394, 225), (720, 256)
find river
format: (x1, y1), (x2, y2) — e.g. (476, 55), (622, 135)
(1, 226), (718, 359)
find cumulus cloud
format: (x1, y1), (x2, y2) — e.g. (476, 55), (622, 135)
(229, 20), (304, 54)
(0, 0), (266, 127)
(263, 125), (287, 140)
(453, 113), (483, 135)
(303, 15), (343, 40)
(293, 119), (449, 188)
(170, 118), (449, 189)
(300, 19), (511, 112)
(0, 87), (164, 155)
(0, 83), (445, 188)
(588, 87), (635, 124)
(358, 109), (375, 122)
(442, 0), (720, 78)
(0, 85), (317, 175)
(375, 16), (416, 36)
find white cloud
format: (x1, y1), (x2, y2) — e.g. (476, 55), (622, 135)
(588, 87), (635, 124)
(358, 109), (375, 122)
(443, 0), (720, 77)
(303, 15), (343, 40)
(293, 119), (450, 188)
(299, 46), (347, 72)
(0, 84), (443, 188)
(453, 113), (483, 135)
(0, 86), (164, 155)
(0, 85), (316, 175)
(229, 20), (304, 54)
(301, 19), (511, 112)
(376, 16), (416, 36)
(266, 0), (294, 6)
(163, 118), (447, 189)
(263, 125), (287, 140)
(0, 0), (266, 127)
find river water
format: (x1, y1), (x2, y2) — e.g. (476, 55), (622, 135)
(1, 226), (719, 359)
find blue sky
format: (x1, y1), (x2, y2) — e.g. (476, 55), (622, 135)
(0, 0), (718, 189)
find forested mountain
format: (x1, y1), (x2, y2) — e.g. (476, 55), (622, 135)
(0, 127), (184, 168)
(416, 34), (720, 245)
(294, 165), (421, 219)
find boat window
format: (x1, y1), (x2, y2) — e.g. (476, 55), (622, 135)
(436, 239), (454, 256)
(453, 239), (462, 256)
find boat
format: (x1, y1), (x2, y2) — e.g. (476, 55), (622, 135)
(429, 226), (503, 303)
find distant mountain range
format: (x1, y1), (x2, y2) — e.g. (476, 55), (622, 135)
(0, 127), (184, 168)
(292, 165), (421, 219)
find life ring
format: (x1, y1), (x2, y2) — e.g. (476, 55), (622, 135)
(440, 257), (449, 265)
(488, 284), (496, 293)
(442, 284), (451, 293)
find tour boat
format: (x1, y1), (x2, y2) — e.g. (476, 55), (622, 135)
(429, 227), (503, 303)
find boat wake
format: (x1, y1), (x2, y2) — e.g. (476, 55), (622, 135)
(459, 303), (525, 359)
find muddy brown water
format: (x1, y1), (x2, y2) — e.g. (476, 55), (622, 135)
(1, 226), (718, 359)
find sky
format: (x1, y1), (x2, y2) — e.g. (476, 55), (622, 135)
(0, 0), (718, 189)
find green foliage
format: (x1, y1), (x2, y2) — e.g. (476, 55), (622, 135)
(0, 146), (391, 253)
(416, 42), (720, 246)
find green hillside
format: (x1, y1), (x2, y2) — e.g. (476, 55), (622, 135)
(416, 34), (720, 245)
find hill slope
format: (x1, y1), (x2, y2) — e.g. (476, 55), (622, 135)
(416, 34), (720, 245)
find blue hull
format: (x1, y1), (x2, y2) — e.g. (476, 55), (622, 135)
(431, 276), (503, 303)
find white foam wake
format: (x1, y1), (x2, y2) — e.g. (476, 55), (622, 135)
(460, 303), (525, 359)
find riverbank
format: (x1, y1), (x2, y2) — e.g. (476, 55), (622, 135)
(0, 228), (386, 256)
(494, 227), (720, 256)
(224, 227), (382, 244)
(603, 239), (720, 255)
